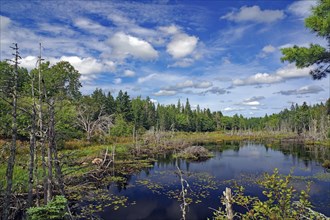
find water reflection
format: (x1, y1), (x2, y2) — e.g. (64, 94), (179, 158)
(99, 142), (330, 219)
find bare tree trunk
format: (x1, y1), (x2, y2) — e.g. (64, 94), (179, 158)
(2, 43), (19, 220)
(28, 72), (37, 208)
(47, 98), (55, 203)
(223, 187), (234, 220)
(34, 143), (40, 206)
(36, 43), (48, 204)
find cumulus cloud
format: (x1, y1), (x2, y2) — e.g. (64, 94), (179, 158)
(223, 107), (245, 112)
(277, 85), (324, 95)
(244, 96), (265, 102)
(233, 73), (282, 86)
(166, 33), (198, 59)
(58, 56), (105, 75)
(221, 5), (284, 23)
(168, 80), (213, 90)
(195, 81), (213, 88)
(159, 24), (180, 35)
(19, 55), (115, 82)
(287, 0), (317, 18)
(107, 32), (158, 60)
(123, 70), (135, 77)
(233, 64), (311, 86)
(275, 64), (311, 79)
(153, 90), (177, 96)
(20, 56), (39, 70)
(241, 101), (260, 106)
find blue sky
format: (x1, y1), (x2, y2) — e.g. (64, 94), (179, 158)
(0, 0), (329, 117)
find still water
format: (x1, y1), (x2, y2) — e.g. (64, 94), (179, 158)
(97, 142), (330, 219)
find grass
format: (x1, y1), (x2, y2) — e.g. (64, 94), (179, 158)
(0, 131), (328, 192)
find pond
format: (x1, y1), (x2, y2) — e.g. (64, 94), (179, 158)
(91, 142), (330, 219)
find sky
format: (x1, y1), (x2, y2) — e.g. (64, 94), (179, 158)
(0, 0), (329, 117)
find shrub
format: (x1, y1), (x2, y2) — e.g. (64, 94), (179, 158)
(213, 169), (327, 219)
(27, 196), (68, 220)
(176, 146), (212, 161)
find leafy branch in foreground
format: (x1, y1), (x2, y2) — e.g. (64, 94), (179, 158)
(212, 168), (328, 219)
(281, 0), (330, 79)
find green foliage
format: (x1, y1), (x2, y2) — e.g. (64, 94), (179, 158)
(27, 196), (68, 220)
(111, 114), (133, 137)
(213, 169), (325, 219)
(281, 0), (330, 79)
(305, 0), (330, 37)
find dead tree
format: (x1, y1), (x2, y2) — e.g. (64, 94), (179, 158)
(2, 43), (20, 220)
(47, 97), (55, 203)
(27, 62), (37, 208)
(76, 104), (113, 142)
(35, 43), (49, 204)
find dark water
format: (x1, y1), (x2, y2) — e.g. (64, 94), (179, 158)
(96, 142), (330, 219)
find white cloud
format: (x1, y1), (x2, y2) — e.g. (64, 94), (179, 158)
(74, 17), (106, 32)
(195, 81), (213, 88)
(169, 58), (195, 67)
(0, 15), (11, 31)
(233, 73), (282, 86)
(166, 33), (198, 59)
(123, 70), (135, 77)
(137, 73), (182, 85)
(221, 5), (284, 23)
(168, 80), (213, 90)
(104, 61), (116, 71)
(20, 56), (39, 70)
(19, 55), (115, 82)
(262, 45), (276, 53)
(58, 56), (105, 75)
(159, 24), (180, 35)
(233, 64), (312, 86)
(244, 96), (265, 102)
(275, 64), (311, 79)
(277, 85), (324, 95)
(107, 32), (158, 60)
(223, 107), (245, 112)
(175, 80), (194, 88)
(287, 0), (317, 18)
(242, 101), (260, 106)
(114, 78), (122, 84)
(138, 73), (158, 83)
(154, 90), (177, 96)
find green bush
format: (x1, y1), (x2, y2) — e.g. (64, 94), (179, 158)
(27, 196), (68, 220)
(213, 169), (327, 219)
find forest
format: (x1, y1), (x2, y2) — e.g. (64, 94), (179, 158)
(1, 59), (329, 141)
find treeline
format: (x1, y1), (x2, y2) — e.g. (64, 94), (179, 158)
(74, 89), (330, 140)
(1, 61), (330, 142)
